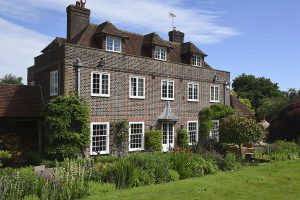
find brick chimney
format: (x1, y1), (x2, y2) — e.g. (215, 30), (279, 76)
(168, 30), (184, 43)
(66, 1), (90, 41)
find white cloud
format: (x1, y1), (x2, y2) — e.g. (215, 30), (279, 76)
(0, 18), (52, 83)
(0, 0), (240, 44)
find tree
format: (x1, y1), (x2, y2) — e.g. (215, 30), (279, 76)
(199, 104), (235, 138)
(256, 97), (287, 121)
(0, 74), (23, 85)
(268, 99), (300, 142)
(219, 115), (263, 158)
(284, 88), (300, 101)
(43, 94), (90, 159)
(112, 120), (129, 158)
(232, 74), (283, 110)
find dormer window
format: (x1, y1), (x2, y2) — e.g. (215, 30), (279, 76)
(106, 36), (121, 53)
(154, 46), (167, 61)
(192, 55), (202, 67)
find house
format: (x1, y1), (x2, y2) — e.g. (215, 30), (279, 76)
(27, 1), (231, 155)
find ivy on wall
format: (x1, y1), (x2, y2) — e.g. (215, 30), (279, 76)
(198, 104), (235, 139)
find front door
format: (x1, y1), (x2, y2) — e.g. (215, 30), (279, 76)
(162, 122), (174, 152)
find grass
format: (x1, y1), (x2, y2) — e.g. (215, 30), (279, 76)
(85, 160), (300, 200)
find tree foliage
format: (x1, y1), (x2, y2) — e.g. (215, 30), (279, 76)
(145, 130), (162, 152)
(232, 74), (283, 110)
(219, 115), (263, 157)
(0, 74), (23, 85)
(284, 88), (300, 101)
(198, 104), (235, 138)
(177, 128), (189, 148)
(268, 99), (300, 142)
(256, 97), (287, 121)
(112, 120), (129, 158)
(43, 94), (90, 159)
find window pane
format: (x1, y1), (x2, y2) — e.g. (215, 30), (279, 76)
(162, 81), (168, 98)
(168, 82), (173, 98)
(138, 78), (144, 96)
(114, 38), (121, 52)
(102, 74), (109, 95)
(93, 73), (100, 94)
(131, 77), (137, 96)
(106, 37), (113, 51)
(211, 86), (215, 101)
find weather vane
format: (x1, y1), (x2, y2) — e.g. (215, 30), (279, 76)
(168, 11), (177, 30)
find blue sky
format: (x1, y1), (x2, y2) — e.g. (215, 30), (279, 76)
(0, 0), (299, 90)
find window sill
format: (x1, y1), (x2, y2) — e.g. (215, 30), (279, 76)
(129, 96), (145, 100)
(129, 148), (144, 152)
(161, 98), (174, 101)
(188, 99), (199, 102)
(106, 49), (121, 53)
(50, 93), (58, 97)
(91, 94), (110, 98)
(210, 100), (220, 103)
(90, 151), (110, 156)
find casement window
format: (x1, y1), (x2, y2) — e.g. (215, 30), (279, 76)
(91, 72), (110, 97)
(90, 122), (110, 155)
(129, 76), (145, 99)
(106, 36), (121, 53)
(50, 70), (58, 96)
(192, 55), (202, 67)
(154, 46), (167, 61)
(129, 122), (144, 151)
(210, 85), (219, 102)
(188, 83), (199, 101)
(187, 121), (198, 145)
(210, 120), (219, 140)
(161, 80), (174, 100)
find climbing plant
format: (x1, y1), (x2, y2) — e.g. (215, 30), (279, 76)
(43, 94), (90, 160)
(177, 128), (189, 149)
(111, 120), (129, 158)
(198, 104), (235, 139)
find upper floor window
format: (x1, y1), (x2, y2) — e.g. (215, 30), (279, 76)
(106, 36), (121, 53)
(90, 122), (110, 155)
(91, 72), (110, 97)
(161, 80), (174, 100)
(187, 121), (198, 145)
(210, 120), (219, 140)
(192, 55), (202, 67)
(210, 85), (219, 102)
(188, 83), (199, 101)
(129, 122), (144, 151)
(154, 46), (167, 61)
(130, 76), (145, 99)
(50, 70), (58, 96)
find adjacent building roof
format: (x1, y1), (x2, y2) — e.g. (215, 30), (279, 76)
(0, 85), (43, 118)
(158, 101), (179, 121)
(230, 95), (254, 117)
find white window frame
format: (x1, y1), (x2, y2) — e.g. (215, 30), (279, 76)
(90, 122), (110, 155)
(161, 80), (174, 100)
(50, 70), (58, 96)
(187, 121), (198, 145)
(192, 55), (202, 67)
(128, 122), (145, 151)
(154, 46), (167, 61)
(188, 82), (199, 102)
(210, 120), (219, 140)
(106, 36), (122, 53)
(210, 85), (220, 102)
(129, 75), (145, 99)
(91, 72), (110, 97)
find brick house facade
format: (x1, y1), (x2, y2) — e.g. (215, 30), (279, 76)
(28, 1), (230, 155)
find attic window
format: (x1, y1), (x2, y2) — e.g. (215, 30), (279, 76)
(192, 55), (202, 67)
(154, 46), (167, 61)
(106, 36), (121, 53)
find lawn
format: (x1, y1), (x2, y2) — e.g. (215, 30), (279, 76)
(85, 160), (300, 200)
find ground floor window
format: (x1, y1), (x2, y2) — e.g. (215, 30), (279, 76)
(90, 122), (109, 155)
(129, 122), (144, 151)
(187, 121), (198, 145)
(162, 122), (174, 151)
(210, 120), (219, 140)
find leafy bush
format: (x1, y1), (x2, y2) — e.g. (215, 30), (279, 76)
(43, 94), (90, 160)
(25, 151), (44, 166)
(177, 128), (189, 149)
(91, 162), (114, 183)
(136, 169), (156, 186)
(217, 153), (241, 171)
(111, 120), (129, 158)
(95, 155), (118, 164)
(219, 115), (263, 157)
(0, 150), (11, 167)
(170, 151), (192, 179)
(111, 158), (138, 188)
(145, 130), (162, 151)
(167, 170), (180, 182)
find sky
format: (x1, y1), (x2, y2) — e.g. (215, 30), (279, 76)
(0, 0), (299, 90)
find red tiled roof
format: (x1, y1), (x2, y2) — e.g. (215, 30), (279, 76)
(0, 85), (43, 118)
(230, 95), (254, 117)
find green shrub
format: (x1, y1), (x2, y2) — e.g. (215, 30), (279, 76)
(217, 153), (241, 171)
(112, 120), (129, 158)
(95, 155), (118, 164)
(177, 128), (189, 149)
(23, 195), (40, 200)
(91, 162), (114, 183)
(190, 154), (218, 176)
(145, 130), (162, 151)
(40, 159), (57, 168)
(111, 158), (138, 189)
(136, 169), (156, 186)
(170, 151), (192, 179)
(25, 151), (44, 166)
(0, 150), (11, 167)
(43, 94), (90, 160)
(167, 169), (180, 182)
